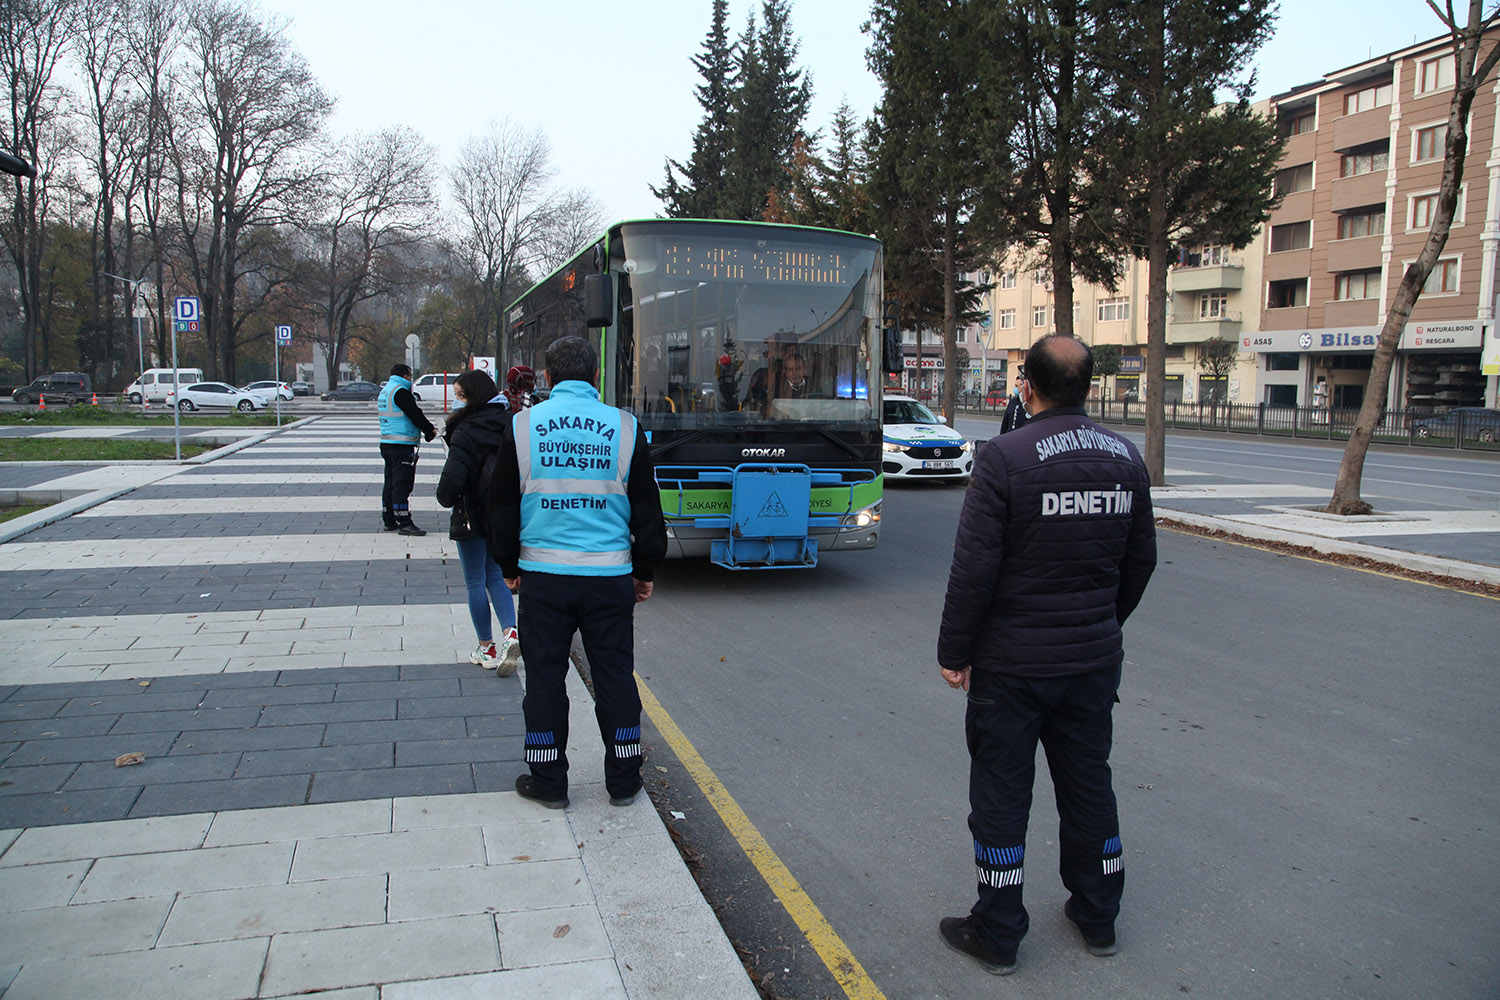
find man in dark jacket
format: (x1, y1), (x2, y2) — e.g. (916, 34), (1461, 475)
(489, 336), (668, 810)
(936, 334), (1156, 977)
(999, 367), (1029, 434)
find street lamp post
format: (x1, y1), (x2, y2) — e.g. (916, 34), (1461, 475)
(102, 271), (149, 412)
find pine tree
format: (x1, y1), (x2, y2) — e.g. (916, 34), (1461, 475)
(721, 0), (812, 221)
(651, 0), (737, 218)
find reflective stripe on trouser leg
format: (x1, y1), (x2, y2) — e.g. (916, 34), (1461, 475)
(524, 731), (560, 764)
(975, 839), (1025, 889)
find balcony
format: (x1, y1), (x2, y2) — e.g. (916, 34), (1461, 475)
(1327, 234), (1383, 272)
(1171, 262), (1244, 292)
(1332, 107), (1392, 152)
(1270, 190), (1313, 226)
(1331, 172), (1386, 212)
(1168, 312), (1243, 344)
(1323, 298), (1379, 327)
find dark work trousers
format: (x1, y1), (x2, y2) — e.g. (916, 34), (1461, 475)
(965, 664), (1124, 955)
(379, 443), (418, 527)
(517, 572), (643, 800)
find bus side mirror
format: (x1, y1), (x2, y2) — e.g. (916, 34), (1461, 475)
(585, 273), (613, 328)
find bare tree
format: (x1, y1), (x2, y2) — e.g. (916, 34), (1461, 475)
(1327, 0), (1500, 514)
(304, 126), (437, 390)
(449, 119), (560, 360)
(1, 0), (79, 380)
(534, 187), (607, 277)
(170, 0), (331, 380)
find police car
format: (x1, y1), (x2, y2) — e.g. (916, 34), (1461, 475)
(882, 394), (973, 481)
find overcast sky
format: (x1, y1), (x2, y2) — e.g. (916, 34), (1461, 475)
(256, 0), (1448, 222)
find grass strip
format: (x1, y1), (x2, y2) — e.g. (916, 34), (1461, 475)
(0, 405), (281, 427)
(0, 439), (211, 462)
(0, 503), (50, 523)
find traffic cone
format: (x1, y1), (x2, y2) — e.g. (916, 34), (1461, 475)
(91, 393), (98, 406)
(37, 396), (45, 411)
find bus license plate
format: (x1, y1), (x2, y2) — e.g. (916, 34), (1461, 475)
(924, 459), (955, 470)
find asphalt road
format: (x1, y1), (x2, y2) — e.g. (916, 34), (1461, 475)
(635, 481), (1498, 999)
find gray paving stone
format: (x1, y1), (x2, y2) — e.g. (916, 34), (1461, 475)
(204, 799), (392, 847)
(168, 724), (324, 756)
(387, 858), (590, 921)
(333, 680), (462, 702)
(323, 718), (465, 744)
(0, 763), (78, 796)
(464, 715), (527, 739)
(309, 764), (474, 804)
(0, 859), (89, 910)
(260, 700), (395, 726)
(58, 692), (206, 716)
(0, 896), (172, 964)
(130, 774), (311, 819)
(0, 743), (18, 764)
(158, 874), (387, 946)
(399, 663), (474, 680)
(2, 715), (116, 740)
(396, 738), (520, 768)
(0, 699), (64, 722)
(1, 936), (268, 1000)
(0, 786), (143, 827)
(396, 695), (518, 719)
(198, 684), (335, 708)
(292, 827), (487, 881)
(10, 679), (147, 700)
(74, 840), (294, 902)
(236, 742), (392, 778)
(259, 914), (499, 996)
(472, 762), (523, 794)
(278, 666), (398, 685)
(3, 732), (176, 765)
(108, 706), (263, 733)
(63, 751), (240, 790)
(380, 962), (627, 1000)
(495, 902), (614, 968)
(0, 812), (211, 864)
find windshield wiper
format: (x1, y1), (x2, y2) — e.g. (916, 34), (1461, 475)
(649, 429), (712, 459)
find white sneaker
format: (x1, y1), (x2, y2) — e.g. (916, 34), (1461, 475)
(496, 628), (523, 677)
(470, 641), (499, 669)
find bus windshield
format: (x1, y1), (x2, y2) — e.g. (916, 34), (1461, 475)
(614, 222), (881, 430)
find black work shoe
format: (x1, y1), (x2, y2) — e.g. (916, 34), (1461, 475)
(381, 522), (398, 532)
(396, 522), (427, 536)
(608, 788), (640, 807)
(939, 915), (1016, 976)
(1064, 899), (1118, 956)
(514, 774), (568, 809)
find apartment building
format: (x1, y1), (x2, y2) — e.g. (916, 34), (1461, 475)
(1257, 34), (1500, 411)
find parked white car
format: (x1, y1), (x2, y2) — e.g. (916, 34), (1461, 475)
(169, 382), (268, 412)
(882, 394), (973, 481)
(241, 380), (294, 401)
(411, 372), (463, 402)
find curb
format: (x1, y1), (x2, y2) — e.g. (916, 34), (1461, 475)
(1156, 508), (1500, 588)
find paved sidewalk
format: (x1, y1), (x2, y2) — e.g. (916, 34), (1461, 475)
(0, 416), (757, 1000)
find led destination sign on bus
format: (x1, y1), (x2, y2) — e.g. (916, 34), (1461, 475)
(661, 243), (850, 285)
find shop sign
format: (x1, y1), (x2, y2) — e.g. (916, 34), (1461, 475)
(1240, 321), (1482, 353)
(903, 357), (943, 369)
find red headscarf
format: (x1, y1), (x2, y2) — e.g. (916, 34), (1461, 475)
(505, 365), (536, 410)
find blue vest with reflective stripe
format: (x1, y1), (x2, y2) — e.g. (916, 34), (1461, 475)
(377, 376), (419, 445)
(513, 381), (636, 577)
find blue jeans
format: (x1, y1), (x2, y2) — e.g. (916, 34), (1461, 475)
(456, 534), (515, 642)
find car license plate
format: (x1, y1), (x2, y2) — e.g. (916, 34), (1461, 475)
(924, 459), (955, 470)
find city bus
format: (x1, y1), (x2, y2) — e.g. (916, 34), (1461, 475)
(503, 219), (893, 569)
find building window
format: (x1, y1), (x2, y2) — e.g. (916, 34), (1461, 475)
(1097, 298), (1130, 322)
(1032, 305), (1048, 327)
(1266, 352), (1300, 371)
(997, 308), (1016, 329)
(1274, 163), (1314, 196)
(957, 327), (968, 344)
(1197, 293), (1228, 319)
(1033, 270), (1048, 284)
(1414, 124), (1447, 161)
(1418, 54), (1455, 94)
(1340, 142), (1389, 177)
(998, 269), (1017, 289)
(1337, 206), (1385, 239)
(1279, 109), (1315, 136)
(902, 330), (916, 345)
(1342, 81), (1393, 115)
(1334, 270), (1381, 300)
(1410, 193), (1437, 229)
(1267, 278), (1308, 309)
(1423, 257), (1459, 294)
(1270, 221), (1311, 252)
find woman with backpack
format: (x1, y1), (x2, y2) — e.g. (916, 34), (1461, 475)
(436, 369), (521, 675)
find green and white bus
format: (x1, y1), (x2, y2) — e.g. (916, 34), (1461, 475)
(503, 219), (893, 569)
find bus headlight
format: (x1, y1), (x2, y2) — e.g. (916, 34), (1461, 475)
(842, 507), (880, 527)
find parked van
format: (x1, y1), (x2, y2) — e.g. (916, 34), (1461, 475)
(411, 372), (463, 402)
(123, 368), (205, 403)
(12, 372), (93, 405)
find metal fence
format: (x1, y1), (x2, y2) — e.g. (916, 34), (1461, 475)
(951, 396), (1500, 453)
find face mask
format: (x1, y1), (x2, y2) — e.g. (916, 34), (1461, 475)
(452, 398), (466, 411)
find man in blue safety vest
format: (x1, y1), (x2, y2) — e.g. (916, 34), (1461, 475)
(377, 363), (437, 535)
(489, 336), (667, 809)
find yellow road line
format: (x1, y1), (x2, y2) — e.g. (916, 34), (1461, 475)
(637, 676), (888, 1000)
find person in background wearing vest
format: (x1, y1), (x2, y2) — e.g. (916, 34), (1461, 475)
(378, 363), (437, 535)
(435, 370), (520, 675)
(490, 336), (667, 810)
(999, 366), (1029, 434)
(936, 335), (1156, 976)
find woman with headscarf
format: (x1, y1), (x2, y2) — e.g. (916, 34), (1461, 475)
(504, 364), (539, 411)
(435, 369), (521, 674)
